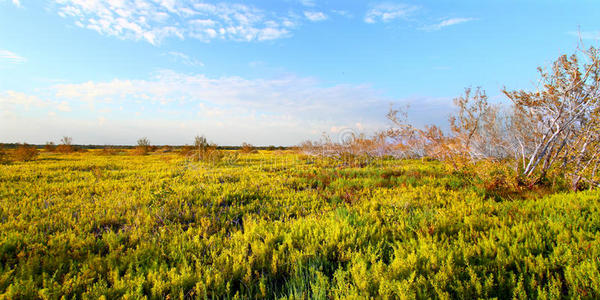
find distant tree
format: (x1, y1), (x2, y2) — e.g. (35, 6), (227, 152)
(135, 137), (151, 155)
(57, 136), (75, 153)
(240, 142), (257, 153)
(137, 137), (150, 147)
(194, 135), (210, 152)
(61, 136), (72, 145)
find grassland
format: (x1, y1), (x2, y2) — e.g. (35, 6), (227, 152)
(0, 150), (599, 299)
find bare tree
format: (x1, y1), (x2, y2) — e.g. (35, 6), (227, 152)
(450, 87), (511, 161)
(57, 136), (75, 153)
(194, 135), (209, 152)
(135, 137), (151, 155)
(61, 136), (72, 146)
(503, 45), (600, 188)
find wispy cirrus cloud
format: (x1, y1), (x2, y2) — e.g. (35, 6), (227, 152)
(51, 70), (389, 119)
(52, 1), (298, 44)
(0, 49), (26, 64)
(166, 51), (204, 67)
(304, 11), (327, 22)
(364, 3), (419, 24)
(420, 17), (476, 31)
(568, 30), (600, 40)
(2, 0), (21, 7)
(298, 0), (315, 7)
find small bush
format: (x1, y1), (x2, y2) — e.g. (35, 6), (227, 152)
(57, 136), (75, 153)
(0, 146), (6, 164)
(14, 144), (39, 162)
(181, 136), (230, 165)
(56, 145), (74, 153)
(134, 137), (151, 155)
(44, 142), (56, 152)
(240, 142), (257, 153)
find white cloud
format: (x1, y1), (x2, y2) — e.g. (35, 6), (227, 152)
(5, 70), (397, 144)
(52, 1), (297, 44)
(364, 3), (419, 24)
(420, 17), (475, 31)
(57, 101), (72, 112)
(51, 70), (389, 119)
(332, 10), (352, 18)
(304, 11), (327, 22)
(299, 0), (315, 7)
(1, 0), (21, 7)
(166, 51), (204, 67)
(1, 71), (454, 145)
(0, 49), (26, 64)
(0, 91), (46, 109)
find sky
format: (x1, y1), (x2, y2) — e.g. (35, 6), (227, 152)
(0, 0), (599, 146)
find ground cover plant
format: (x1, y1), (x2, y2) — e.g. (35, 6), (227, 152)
(0, 150), (599, 299)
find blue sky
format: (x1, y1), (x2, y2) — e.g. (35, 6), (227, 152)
(0, 0), (598, 145)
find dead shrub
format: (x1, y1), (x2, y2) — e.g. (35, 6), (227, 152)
(0, 146), (7, 164)
(57, 136), (75, 153)
(239, 142), (257, 154)
(179, 145), (194, 156)
(134, 137), (151, 155)
(44, 142), (56, 152)
(14, 144), (39, 162)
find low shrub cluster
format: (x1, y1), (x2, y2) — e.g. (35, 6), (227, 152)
(240, 142), (258, 154)
(13, 144), (39, 161)
(0, 152), (597, 298)
(97, 148), (121, 156)
(0, 146), (6, 164)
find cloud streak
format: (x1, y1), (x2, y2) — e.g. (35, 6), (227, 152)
(0, 49), (26, 64)
(364, 3), (419, 24)
(304, 11), (327, 22)
(166, 51), (204, 67)
(420, 17), (475, 31)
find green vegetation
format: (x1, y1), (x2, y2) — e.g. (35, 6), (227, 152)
(1, 151), (598, 299)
